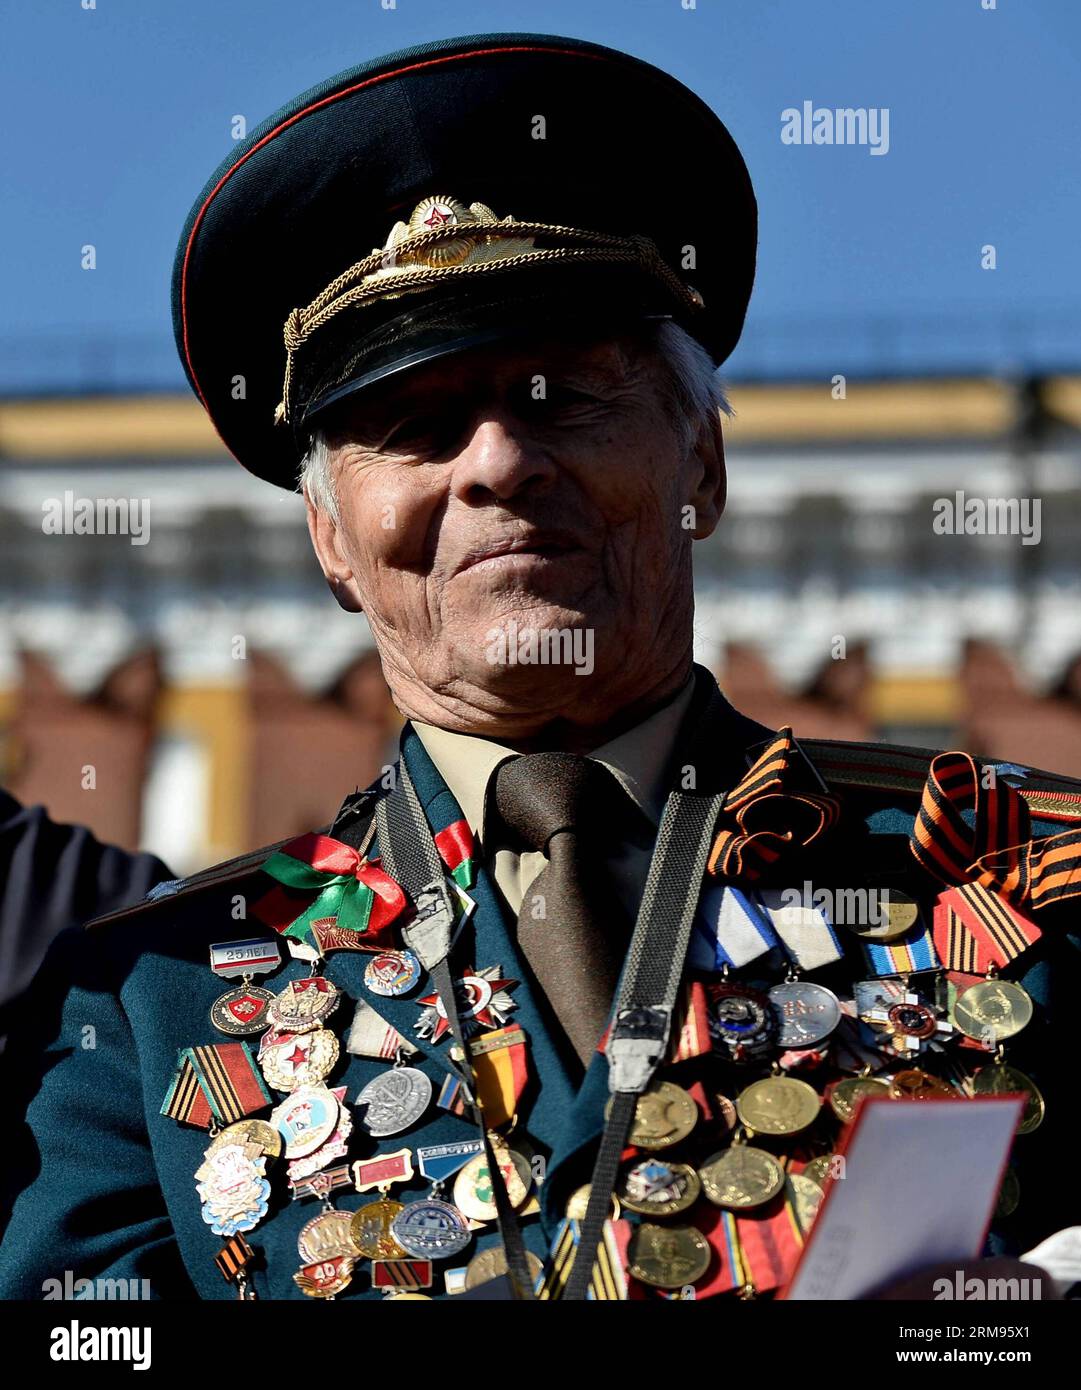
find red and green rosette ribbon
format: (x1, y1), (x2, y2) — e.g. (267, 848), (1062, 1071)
(256, 833), (408, 946)
(435, 818), (475, 889)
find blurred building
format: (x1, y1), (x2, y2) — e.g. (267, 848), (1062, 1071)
(2, 374), (1081, 874)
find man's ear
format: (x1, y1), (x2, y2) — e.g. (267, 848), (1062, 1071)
(686, 407), (727, 540)
(304, 489), (365, 613)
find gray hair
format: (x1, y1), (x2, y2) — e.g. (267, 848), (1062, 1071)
(298, 319), (730, 522)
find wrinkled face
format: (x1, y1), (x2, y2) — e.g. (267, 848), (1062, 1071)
(305, 330), (725, 735)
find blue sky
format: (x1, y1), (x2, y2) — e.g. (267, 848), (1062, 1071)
(1, 0), (1079, 389)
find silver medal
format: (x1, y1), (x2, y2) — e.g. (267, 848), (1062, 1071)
(355, 1066), (432, 1137)
(768, 980), (841, 1048)
(390, 1198), (471, 1259)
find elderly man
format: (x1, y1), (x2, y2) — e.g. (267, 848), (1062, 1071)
(3, 34), (1079, 1304)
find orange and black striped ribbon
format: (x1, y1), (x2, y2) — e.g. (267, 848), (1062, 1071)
(912, 751), (1081, 915)
(160, 1056), (212, 1128)
(708, 728), (840, 882)
(933, 882), (1041, 974)
(370, 1259), (432, 1291)
(161, 1043), (271, 1128)
(188, 1042), (272, 1124)
(215, 1235), (255, 1284)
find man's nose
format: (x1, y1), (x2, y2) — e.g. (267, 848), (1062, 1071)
(448, 414), (558, 503)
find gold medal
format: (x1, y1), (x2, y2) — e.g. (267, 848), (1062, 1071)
(618, 1159), (701, 1218)
(786, 1172), (823, 1233)
(735, 1075), (820, 1136)
(847, 888), (921, 942)
(699, 1146), (785, 1209)
(297, 1210), (358, 1263)
(611, 1080), (698, 1150)
(888, 1068), (955, 1100)
(828, 1075), (891, 1123)
(627, 1223), (711, 1289)
(972, 1063), (1044, 1134)
(463, 1247), (544, 1291)
(207, 1118), (282, 1161)
(452, 1142), (532, 1222)
(953, 980), (1032, 1044)
(565, 1183), (621, 1222)
(350, 1197), (409, 1258)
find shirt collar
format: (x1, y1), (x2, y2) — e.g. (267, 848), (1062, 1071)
(411, 674), (698, 849)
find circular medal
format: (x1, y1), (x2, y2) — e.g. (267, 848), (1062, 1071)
(627, 1223), (711, 1289)
(210, 984), (275, 1036)
(995, 1166), (1021, 1219)
(207, 1118), (282, 1161)
(464, 1247), (544, 1291)
(610, 1080), (698, 1151)
(888, 1068), (955, 1100)
(700, 1146), (786, 1209)
(972, 1063), (1045, 1134)
(735, 1076), (820, 1136)
(298, 1210), (359, 1263)
(350, 1197), (408, 1258)
(847, 888), (921, 941)
(268, 976), (341, 1033)
(355, 1066), (432, 1137)
(364, 950), (422, 998)
(707, 983), (776, 1061)
(953, 980), (1033, 1044)
(452, 1146), (532, 1221)
(260, 1027), (339, 1092)
(618, 1159), (701, 1218)
(271, 1084), (340, 1158)
(787, 1172), (823, 1232)
(768, 981), (842, 1048)
(390, 1198), (471, 1259)
(887, 1001), (937, 1040)
(828, 1074), (891, 1123)
(565, 1184), (621, 1222)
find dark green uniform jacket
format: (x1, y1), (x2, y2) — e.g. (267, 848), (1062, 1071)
(2, 679), (1079, 1300)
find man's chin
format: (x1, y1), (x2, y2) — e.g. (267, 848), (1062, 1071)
(458, 610), (605, 688)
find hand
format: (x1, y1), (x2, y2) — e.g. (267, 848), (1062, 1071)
(870, 1256), (1057, 1300)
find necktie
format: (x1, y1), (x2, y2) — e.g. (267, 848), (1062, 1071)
(488, 751), (640, 1070)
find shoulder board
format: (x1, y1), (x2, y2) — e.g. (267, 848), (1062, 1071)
(85, 781), (386, 930)
(802, 738), (1081, 823)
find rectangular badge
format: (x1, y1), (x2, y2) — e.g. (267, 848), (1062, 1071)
(371, 1259), (433, 1290)
(209, 937), (282, 978)
(353, 1148), (414, 1193)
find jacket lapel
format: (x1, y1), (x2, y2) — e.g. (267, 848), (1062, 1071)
(329, 726), (582, 1141)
